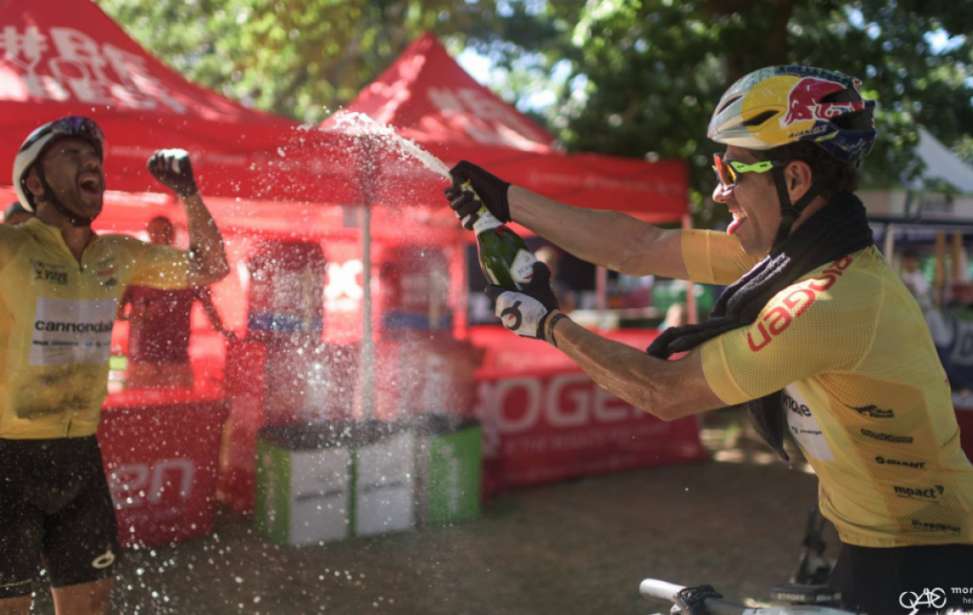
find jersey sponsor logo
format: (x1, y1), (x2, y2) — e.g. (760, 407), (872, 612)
(31, 260), (68, 285)
(783, 395), (812, 417)
(860, 428), (913, 444)
(911, 518), (961, 534)
(34, 319), (113, 334)
(783, 388), (833, 461)
(893, 484), (944, 502)
(851, 404), (894, 419)
(94, 258), (118, 287)
(747, 256), (853, 351)
(874, 455), (926, 470)
(30, 297), (116, 365)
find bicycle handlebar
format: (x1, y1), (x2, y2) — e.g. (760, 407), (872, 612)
(639, 578), (753, 615)
(639, 578), (684, 602)
(639, 578), (856, 615)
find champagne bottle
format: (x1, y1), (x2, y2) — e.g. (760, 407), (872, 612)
(461, 182), (537, 290)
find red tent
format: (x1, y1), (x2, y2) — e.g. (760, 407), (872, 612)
(0, 0), (472, 245)
(0, 0), (305, 198)
(326, 33), (688, 222)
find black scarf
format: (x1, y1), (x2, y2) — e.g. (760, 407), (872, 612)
(647, 192), (874, 461)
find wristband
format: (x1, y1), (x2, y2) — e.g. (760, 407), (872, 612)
(545, 312), (569, 347)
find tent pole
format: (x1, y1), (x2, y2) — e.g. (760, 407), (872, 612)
(883, 223), (896, 265)
(595, 266), (607, 310)
(360, 205), (374, 420)
(356, 137), (377, 422)
(934, 231), (946, 307)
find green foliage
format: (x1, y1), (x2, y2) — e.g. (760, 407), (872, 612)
(97, 0), (499, 123)
(482, 0), (973, 228)
(98, 0), (973, 229)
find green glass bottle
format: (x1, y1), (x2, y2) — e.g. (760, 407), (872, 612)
(462, 183), (537, 290)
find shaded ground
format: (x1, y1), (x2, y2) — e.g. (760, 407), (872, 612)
(33, 411), (830, 614)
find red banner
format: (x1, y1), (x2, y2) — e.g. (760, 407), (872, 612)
(475, 368), (706, 495)
(98, 388), (227, 547)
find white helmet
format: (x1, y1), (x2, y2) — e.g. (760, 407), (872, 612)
(13, 116), (104, 212)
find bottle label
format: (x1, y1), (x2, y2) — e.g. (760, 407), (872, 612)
(510, 249), (538, 286)
(472, 209), (502, 235)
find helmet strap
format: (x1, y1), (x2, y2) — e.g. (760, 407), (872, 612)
(35, 166), (94, 228)
(770, 165), (823, 252)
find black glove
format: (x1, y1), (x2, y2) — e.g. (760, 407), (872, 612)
(149, 148), (198, 197)
(670, 585), (722, 615)
(484, 262), (559, 341)
(444, 160), (510, 230)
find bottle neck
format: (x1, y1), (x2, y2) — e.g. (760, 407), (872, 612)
(472, 207), (502, 235)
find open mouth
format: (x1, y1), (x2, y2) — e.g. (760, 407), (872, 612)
(78, 173), (103, 195)
(727, 209), (748, 235)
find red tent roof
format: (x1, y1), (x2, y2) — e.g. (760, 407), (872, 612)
(327, 33), (688, 222)
(0, 1), (469, 243)
(0, 0), (317, 198)
(340, 34), (556, 153)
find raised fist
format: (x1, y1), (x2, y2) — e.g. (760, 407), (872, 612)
(148, 149), (198, 197)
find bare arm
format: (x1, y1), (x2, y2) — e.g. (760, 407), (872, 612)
(195, 286), (234, 338)
(546, 315), (724, 421)
(508, 186), (688, 278)
(183, 193), (229, 287)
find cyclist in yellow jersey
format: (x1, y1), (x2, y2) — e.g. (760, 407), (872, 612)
(0, 116), (229, 615)
(445, 66), (973, 614)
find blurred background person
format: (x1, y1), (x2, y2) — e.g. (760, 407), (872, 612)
(117, 215), (235, 389)
(535, 244), (577, 313)
(3, 201), (32, 225)
(899, 247), (932, 311)
(925, 281), (973, 402)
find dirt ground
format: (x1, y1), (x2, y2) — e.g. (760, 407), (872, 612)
(30, 411), (829, 615)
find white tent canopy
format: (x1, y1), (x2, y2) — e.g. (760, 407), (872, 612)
(915, 127), (973, 194)
(861, 127), (973, 224)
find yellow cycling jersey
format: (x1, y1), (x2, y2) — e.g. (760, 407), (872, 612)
(682, 229), (973, 547)
(0, 218), (190, 439)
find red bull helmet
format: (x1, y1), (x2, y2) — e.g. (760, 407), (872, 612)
(707, 65), (876, 164)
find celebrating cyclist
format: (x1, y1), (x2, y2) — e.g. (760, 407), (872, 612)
(447, 66), (973, 613)
(0, 116), (229, 615)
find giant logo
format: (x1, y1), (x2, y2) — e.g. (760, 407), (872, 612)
(748, 256), (852, 351)
(874, 455), (925, 470)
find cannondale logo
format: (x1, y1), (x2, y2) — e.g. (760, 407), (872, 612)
(501, 300), (523, 331)
(91, 548), (116, 570)
(898, 587), (946, 615)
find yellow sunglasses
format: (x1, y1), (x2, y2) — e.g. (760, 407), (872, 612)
(712, 154), (780, 187)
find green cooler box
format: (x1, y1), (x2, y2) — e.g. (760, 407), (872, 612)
(255, 418), (483, 545)
(416, 415), (482, 526)
(255, 423), (352, 546)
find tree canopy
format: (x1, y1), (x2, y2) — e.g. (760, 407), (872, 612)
(479, 0), (973, 225)
(99, 0), (973, 227)
(97, 0), (500, 123)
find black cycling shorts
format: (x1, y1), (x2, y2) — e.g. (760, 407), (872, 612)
(830, 541), (973, 614)
(0, 436), (120, 598)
